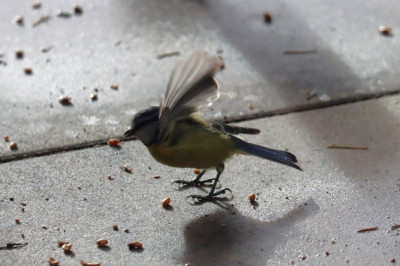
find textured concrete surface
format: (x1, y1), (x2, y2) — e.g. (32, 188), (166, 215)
(1, 0), (400, 157)
(1, 0), (400, 265)
(1, 96), (400, 265)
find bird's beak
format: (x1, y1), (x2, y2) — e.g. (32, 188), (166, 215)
(124, 129), (135, 137)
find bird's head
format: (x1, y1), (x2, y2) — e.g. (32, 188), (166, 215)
(124, 106), (160, 146)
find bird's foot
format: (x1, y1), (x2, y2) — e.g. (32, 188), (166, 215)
(171, 178), (218, 189)
(186, 188), (233, 204)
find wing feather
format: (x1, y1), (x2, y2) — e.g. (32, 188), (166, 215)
(158, 51), (223, 139)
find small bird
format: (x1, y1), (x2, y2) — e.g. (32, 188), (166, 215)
(124, 51), (301, 203)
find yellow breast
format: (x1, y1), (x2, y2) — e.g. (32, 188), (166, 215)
(147, 120), (236, 169)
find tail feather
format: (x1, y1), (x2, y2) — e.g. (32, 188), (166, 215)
(235, 139), (302, 171)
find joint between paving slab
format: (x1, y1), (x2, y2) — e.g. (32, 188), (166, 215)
(1, 88), (399, 164)
(223, 89), (400, 123)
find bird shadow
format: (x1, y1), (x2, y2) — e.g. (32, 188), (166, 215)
(176, 198), (319, 265)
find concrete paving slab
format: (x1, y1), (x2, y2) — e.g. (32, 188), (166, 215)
(1, 0), (400, 158)
(1, 95), (399, 265)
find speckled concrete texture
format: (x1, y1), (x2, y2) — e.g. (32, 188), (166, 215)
(1, 96), (400, 265)
(1, 0), (400, 265)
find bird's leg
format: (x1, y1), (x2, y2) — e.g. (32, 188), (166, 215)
(172, 170), (216, 188)
(187, 164), (232, 203)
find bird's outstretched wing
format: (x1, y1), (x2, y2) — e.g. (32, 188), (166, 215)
(210, 121), (260, 135)
(158, 51), (223, 139)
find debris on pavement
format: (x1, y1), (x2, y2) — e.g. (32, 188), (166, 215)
(10, 142), (18, 150)
(128, 241), (143, 250)
(80, 260), (101, 266)
(379, 26), (392, 36)
(357, 227), (378, 233)
(327, 144), (368, 150)
(0, 242), (28, 250)
(96, 239), (108, 247)
(122, 165), (132, 173)
(32, 15), (51, 27)
(284, 49), (317, 55)
(58, 96), (72, 105)
(157, 51), (180, 60)
(263, 12), (272, 24)
(48, 257), (59, 266)
(162, 197), (171, 207)
(107, 139), (120, 147)
(391, 224), (400, 231)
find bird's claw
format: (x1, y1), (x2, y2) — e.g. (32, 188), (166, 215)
(186, 188), (233, 204)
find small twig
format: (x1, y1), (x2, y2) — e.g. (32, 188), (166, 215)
(157, 51), (180, 60)
(327, 144), (368, 150)
(0, 242), (28, 250)
(391, 224), (400, 231)
(357, 227), (378, 233)
(284, 49), (316, 55)
(306, 90), (317, 100)
(32, 15), (51, 27)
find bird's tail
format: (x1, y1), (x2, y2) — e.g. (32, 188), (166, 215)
(233, 137), (302, 170)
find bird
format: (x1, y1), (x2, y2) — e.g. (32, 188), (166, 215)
(124, 51), (301, 203)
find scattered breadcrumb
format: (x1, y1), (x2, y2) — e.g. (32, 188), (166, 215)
(32, 15), (51, 27)
(110, 84), (118, 90)
(80, 260), (100, 266)
(107, 175), (114, 180)
(128, 241), (143, 250)
(58, 96), (72, 105)
(379, 26), (392, 36)
(122, 165), (132, 173)
(48, 257), (59, 266)
(10, 142), (18, 150)
(124, 229), (130, 233)
(162, 197), (171, 207)
(112, 225), (118, 231)
(96, 239), (108, 247)
(15, 219), (21, 224)
(32, 1), (41, 9)
(62, 243), (72, 251)
(107, 139), (120, 147)
(357, 227), (378, 233)
(15, 50), (24, 59)
(193, 169), (201, 174)
(248, 193), (256, 202)
(391, 258), (396, 264)
(4, 136), (9, 141)
(24, 68), (33, 75)
(90, 93), (98, 101)
(263, 12), (272, 23)
(74, 5), (83, 15)
(42, 225), (48, 229)
(58, 240), (69, 247)
(13, 15), (24, 25)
